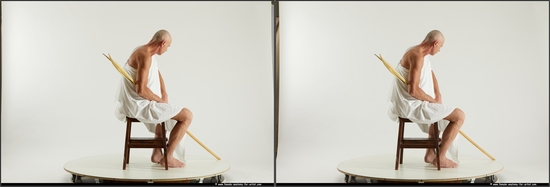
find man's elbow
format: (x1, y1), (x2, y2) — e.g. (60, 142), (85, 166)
(136, 89), (144, 96)
(408, 90), (415, 97)
(408, 87), (418, 97)
(135, 85), (146, 97)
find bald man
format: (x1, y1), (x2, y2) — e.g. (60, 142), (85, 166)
(115, 29), (193, 168)
(388, 30), (466, 168)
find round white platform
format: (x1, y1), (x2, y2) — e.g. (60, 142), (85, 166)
(337, 153), (503, 183)
(64, 153), (230, 183)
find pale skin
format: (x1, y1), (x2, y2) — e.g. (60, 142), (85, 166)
(399, 31), (466, 168)
(127, 30), (193, 168)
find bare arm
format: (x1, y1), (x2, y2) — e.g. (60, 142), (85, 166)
(158, 71), (168, 103)
(407, 53), (438, 103)
(134, 53), (165, 103)
(432, 70), (442, 104)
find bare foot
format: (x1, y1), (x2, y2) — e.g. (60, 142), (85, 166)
(151, 148), (163, 163)
(424, 149), (436, 163)
(159, 156), (185, 168)
(431, 156), (458, 168)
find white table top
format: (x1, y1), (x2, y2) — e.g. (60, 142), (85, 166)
(64, 153), (230, 181)
(337, 153), (503, 181)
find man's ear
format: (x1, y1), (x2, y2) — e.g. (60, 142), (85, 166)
(433, 40), (439, 47)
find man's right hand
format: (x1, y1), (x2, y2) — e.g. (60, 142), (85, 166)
(426, 97), (439, 104)
(435, 97), (442, 104)
(159, 97), (169, 104)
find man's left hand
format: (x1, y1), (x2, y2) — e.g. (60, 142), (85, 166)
(435, 97), (442, 104)
(160, 96), (169, 103)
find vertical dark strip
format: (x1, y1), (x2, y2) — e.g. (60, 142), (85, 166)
(273, 0), (279, 185)
(1, 2), (3, 116)
(274, 0), (279, 159)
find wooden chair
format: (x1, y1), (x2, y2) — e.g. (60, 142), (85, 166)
(123, 117), (168, 170)
(395, 117), (441, 170)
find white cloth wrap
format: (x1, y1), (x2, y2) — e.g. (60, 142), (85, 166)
(387, 53), (460, 163)
(114, 53), (186, 163)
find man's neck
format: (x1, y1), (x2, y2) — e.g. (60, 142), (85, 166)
(417, 44), (431, 56)
(144, 44), (158, 57)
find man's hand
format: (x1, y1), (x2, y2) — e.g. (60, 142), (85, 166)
(435, 96), (442, 104)
(160, 95), (169, 103)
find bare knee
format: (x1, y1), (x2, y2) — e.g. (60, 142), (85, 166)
(457, 108), (465, 120)
(445, 108), (466, 125)
(172, 108), (193, 124)
(182, 108), (193, 121)
(454, 108), (466, 124)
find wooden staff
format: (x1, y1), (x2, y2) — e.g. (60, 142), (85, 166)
(375, 54), (495, 160)
(186, 131), (221, 160)
(459, 131), (495, 160)
(104, 53), (221, 160)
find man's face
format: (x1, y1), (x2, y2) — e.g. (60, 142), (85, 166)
(158, 38), (172, 55)
(431, 38), (444, 55)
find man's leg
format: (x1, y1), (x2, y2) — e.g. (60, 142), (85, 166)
(424, 124), (440, 163)
(431, 108), (466, 168)
(151, 124), (164, 163)
(160, 108), (193, 168)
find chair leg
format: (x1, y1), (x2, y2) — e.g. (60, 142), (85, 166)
(127, 121), (133, 164)
(125, 147), (130, 164)
(123, 149), (128, 170)
(399, 119), (405, 165)
(161, 122), (168, 170)
(395, 119), (405, 170)
(400, 148), (404, 164)
(395, 140), (400, 170)
(123, 120), (132, 170)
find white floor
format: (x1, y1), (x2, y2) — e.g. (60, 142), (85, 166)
(337, 154), (503, 181)
(64, 154), (231, 181)
(1, 144), (274, 183)
(276, 151), (549, 183)
(2, 142), (547, 184)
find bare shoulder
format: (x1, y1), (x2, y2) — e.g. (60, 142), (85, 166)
(401, 48), (421, 69)
(129, 47), (151, 69)
(406, 49), (424, 69)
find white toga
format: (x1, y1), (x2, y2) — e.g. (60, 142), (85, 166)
(114, 50), (186, 163)
(387, 51), (460, 163)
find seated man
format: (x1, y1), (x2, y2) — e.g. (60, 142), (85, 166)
(388, 30), (466, 168)
(115, 29), (193, 168)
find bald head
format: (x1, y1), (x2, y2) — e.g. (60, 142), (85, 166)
(151, 29), (172, 43)
(423, 30), (444, 43)
(148, 29), (172, 55)
(421, 30), (445, 55)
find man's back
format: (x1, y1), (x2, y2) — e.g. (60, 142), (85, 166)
(392, 46), (435, 100)
(114, 48), (164, 123)
(388, 45), (444, 124)
(399, 46), (422, 70)
(126, 46), (162, 99)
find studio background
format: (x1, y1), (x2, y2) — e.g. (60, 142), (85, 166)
(276, 1), (549, 183)
(1, 1), (273, 183)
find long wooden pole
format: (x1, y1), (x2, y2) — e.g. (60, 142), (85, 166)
(104, 53), (221, 160)
(459, 131), (495, 160)
(186, 131), (221, 160)
(375, 54), (495, 160)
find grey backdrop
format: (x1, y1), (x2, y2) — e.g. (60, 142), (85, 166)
(1, 1), (274, 183)
(276, 1), (549, 183)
